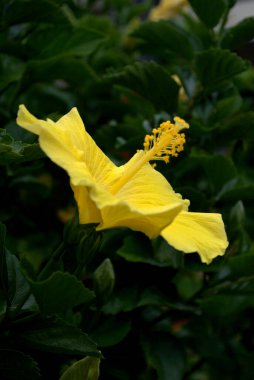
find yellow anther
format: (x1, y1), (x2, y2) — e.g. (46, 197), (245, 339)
(110, 116), (189, 195)
(143, 117), (189, 164)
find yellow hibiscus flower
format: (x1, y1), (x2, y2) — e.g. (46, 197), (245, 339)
(149, 0), (188, 21)
(16, 105), (228, 264)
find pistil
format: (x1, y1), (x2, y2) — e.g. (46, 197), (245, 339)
(110, 117), (189, 194)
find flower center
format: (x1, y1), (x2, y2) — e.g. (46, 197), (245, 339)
(110, 117), (189, 194)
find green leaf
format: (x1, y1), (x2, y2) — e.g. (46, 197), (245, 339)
(102, 287), (140, 315)
(118, 234), (183, 268)
(175, 186), (209, 211)
(20, 143), (44, 162)
(191, 153), (237, 194)
(16, 317), (99, 356)
(133, 20), (194, 60)
(189, 0), (227, 28)
(0, 129), (43, 165)
(152, 237), (184, 268)
(230, 201), (246, 230)
(6, 250), (33, 318)
(109, 61), (179, 113)
(1, 0), (72, 26)
(60, 357), (100, 380)
(142, 334), (186, 380)
(94, 258), (115, 301)
(228, 254), (254, 278)
(221, 17), (254, 50)
(173, 271), (203, 300)
(225, 0), (237, 7)
(0, 54), (25, 91)
(0, 223), (8, 294)
(195, 49), (247, 88)
(0, 129), (23, 164)
(102, 287), (170, 315)
(215, 94), (242, 119)
(25, 26), (106, 60)
(23, 58), (98, 87)
(217, 182), (254, 202)
(0, 291), (7, 323)
(200, 294), (254, 320)
(223, 112), (254, 140)
(90, 317), (131, 347)
(117, 234), (162, 266)
(29, 271), (95, 315)
(0, 349), (41, 380)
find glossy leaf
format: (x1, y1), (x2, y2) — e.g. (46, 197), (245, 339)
(0, 349), (41, 380)
(0, 129), (23, 164)
(133, 20), (194, 60)
(1, 0), (72, 26)
(189, 0), (226, 28)
(195, 48), (247, 88)
(173, 271), (203, 300)
(6, 250), (33, 318)
(94, 258), (115, 301)
(16, 317), (99, 356)
(109, 61), (179, 113)
(0, 129), (43, 165)
(200, 294), (254, 320)
(217, 182), (254, 202)
(102, 287), (170, 315)
(0, 223), (7, 294)
(191, 153), (237, 194)
(29, 271), (95, 315)
(25, 26), (106, 60)
(221, 17), (254, 49)
(0, 54), (25, 91)
(117, 234), (182, 267)
(90, 317), (131, 347)
(60, 357), (100, 380)
(0, 291), (7, 323)
(228, 254), (254, 278)
(142, 334), (186, 380)
(223, 112), (254, 140)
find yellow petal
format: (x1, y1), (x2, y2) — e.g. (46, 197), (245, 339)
(71, 184), (102, 224)
(72, 162), (184, 238)
(97, 200), (183, 238)
(16, 106), (122, 225)
(16, 105), (117, 189)
(37, 124), (122, 218)
(116, 152), (189, 211)
(96, 154), (188, 238)
(161, 211), (228, 264)
(52, 108), (117, 186)
(149, 0), (188, 20)
(17, 104), (48, 134)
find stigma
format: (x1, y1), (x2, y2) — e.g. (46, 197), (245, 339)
(110, 117), (189, 194)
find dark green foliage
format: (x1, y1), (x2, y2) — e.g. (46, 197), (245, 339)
(188, 0), (227, 28)
(15, 317), (99, 355)
(221, 17), (254, 49)
(0, 349), (41, 380)
(108, 61), (180, 113)
(133, 20), (195, 60)
(1, 0), (254, 379)
(195, 48), (247, 88)
(28, 271), (95, 315)
(142, 334), (186, 380)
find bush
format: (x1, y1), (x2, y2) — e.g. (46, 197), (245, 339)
(1, 0), (254, 379)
